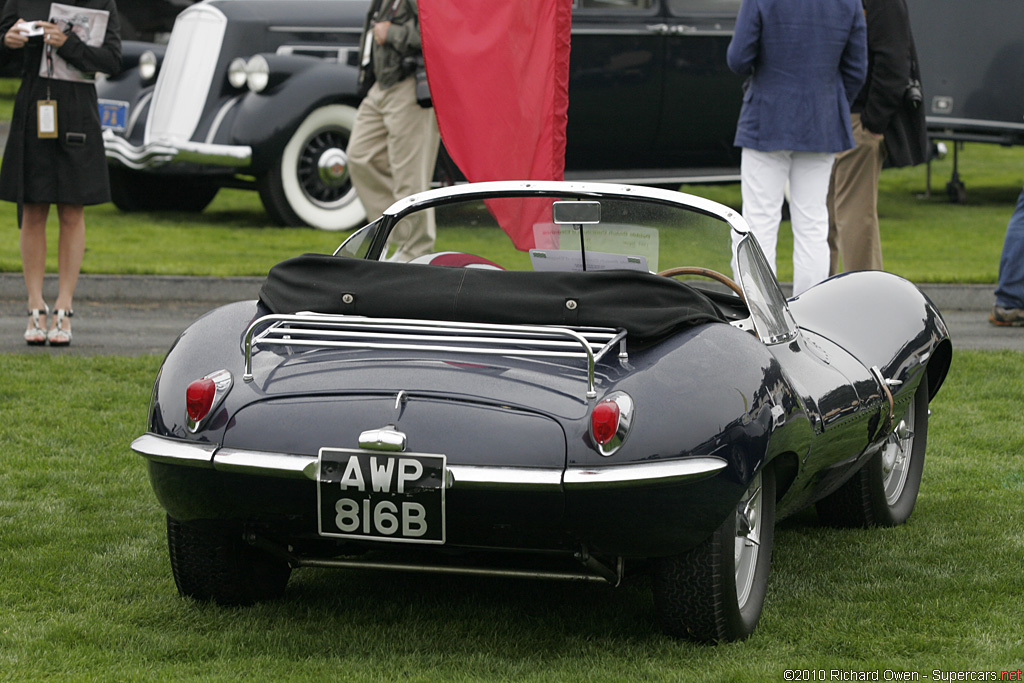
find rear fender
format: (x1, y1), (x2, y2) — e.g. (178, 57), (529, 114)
(564, 322), (807, 557)
(790, 271), (952, 397)
(149, 300), (261, 441)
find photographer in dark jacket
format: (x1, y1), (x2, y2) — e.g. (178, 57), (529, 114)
(0, 0), (121, 346)
(827, 0), (928, 274)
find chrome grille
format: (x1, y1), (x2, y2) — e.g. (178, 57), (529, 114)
(145, 5), (228, 145)
(242, 313), (628, 400)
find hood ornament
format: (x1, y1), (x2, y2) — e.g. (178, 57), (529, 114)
(357, 392), (411, 451)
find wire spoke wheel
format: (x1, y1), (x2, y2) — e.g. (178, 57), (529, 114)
(734, 476), (763, 609)
(881, 405), (916, 505)
(297, 129), (353, 207)
(258, 104), (366, 230)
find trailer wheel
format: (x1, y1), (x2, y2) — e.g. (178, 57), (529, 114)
(946, 178), (966, 203)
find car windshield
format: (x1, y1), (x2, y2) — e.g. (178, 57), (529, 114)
(345, 188), (735, 275)
(335, 184), (796, 343)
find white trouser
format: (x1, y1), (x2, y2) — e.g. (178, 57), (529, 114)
(738, 148), (836, 296)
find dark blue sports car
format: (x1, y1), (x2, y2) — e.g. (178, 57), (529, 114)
(132, 181), (951, 642)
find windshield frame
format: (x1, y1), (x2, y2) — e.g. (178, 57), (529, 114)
(334, 181), (797, 345)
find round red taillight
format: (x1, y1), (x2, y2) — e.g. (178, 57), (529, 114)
(591, 399), (621, 446)
(186, 378), (217, 422)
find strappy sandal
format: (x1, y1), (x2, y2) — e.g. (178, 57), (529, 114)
(25, 304), (49, 345)
(47, 309), (73, 347)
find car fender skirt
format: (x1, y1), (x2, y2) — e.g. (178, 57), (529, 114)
(132, 434), (727, 490)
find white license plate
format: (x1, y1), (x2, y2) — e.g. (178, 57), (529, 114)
(317, 448), (446, 544)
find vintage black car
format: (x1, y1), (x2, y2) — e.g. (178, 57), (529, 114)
(96, 0), (744, 230)
(131, 181), (951, 642)
(116, 0), (194, 40)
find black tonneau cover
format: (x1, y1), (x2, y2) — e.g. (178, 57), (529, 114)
(258, 255), (725, 347)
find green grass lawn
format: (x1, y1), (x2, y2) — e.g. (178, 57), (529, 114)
(0, 78), (16, 121)
(0, 351), (1021, 680)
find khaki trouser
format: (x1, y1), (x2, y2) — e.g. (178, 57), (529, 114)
(347, 77), (441, 260)
(827, 113), (887, 275)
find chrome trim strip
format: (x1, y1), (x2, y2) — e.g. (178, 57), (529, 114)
(564, 457), (727, 489)
(268, 26), (364, 34)
(205, 95), (244, 145)
(215, 448), (315, 479)
(276, 46), (360, 64)
(572, 27), (732, 37)
(175, 141), (252, 166)
(563, 170), (741, 185)
(447, 465), (563, 491)
(130, 433), (216, 467)
(131, 436), (727, 490)
(126, 90), (152, 137)
(927, 116), (1024, 132)
(104, 130), (252, 169)
(131, 435), (562, 489)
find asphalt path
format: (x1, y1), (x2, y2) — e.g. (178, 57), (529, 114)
(1, 273), (1021, 356)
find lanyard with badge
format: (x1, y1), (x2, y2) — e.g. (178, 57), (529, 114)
(38, 29), (58, 139)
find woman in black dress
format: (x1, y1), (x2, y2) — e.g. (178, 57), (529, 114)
(0, 0), (120, 345)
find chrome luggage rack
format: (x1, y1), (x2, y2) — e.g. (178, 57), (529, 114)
(242, 312), (628, 399)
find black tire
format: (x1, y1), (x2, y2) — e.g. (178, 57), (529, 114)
(257, 104), (366, 230)
(816, 375), (929, 528)
(109, 167), (219, 212)
(166, 515), (291, 606)
(654, 467), (776, 642)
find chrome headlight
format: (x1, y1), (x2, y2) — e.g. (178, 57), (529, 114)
(227, 57), (248, 89)
(246, 55), (270, 93)
(139, 50), (158, 82)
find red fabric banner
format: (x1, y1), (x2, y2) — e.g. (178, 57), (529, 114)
(419, 0), (573, 250)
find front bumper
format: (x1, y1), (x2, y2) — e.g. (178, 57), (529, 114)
(131, 433), (728, 492)
(103, 130), (252, 171)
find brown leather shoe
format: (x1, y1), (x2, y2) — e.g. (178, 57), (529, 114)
(989, 305), (1024, 327)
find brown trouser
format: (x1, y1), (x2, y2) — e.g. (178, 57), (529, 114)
(348, 77), (441, 260)
(827, 113), (886, 275)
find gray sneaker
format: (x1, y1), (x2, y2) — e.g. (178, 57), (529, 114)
(989, 305), (1024, 326)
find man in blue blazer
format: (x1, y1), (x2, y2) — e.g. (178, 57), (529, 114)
(728, 0), (867, 295)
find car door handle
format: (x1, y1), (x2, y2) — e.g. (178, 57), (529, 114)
(646, 23), (697, 35)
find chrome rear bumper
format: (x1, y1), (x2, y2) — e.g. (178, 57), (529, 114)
(103, 130), (252, 170)
(131, 433), (727, 492)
